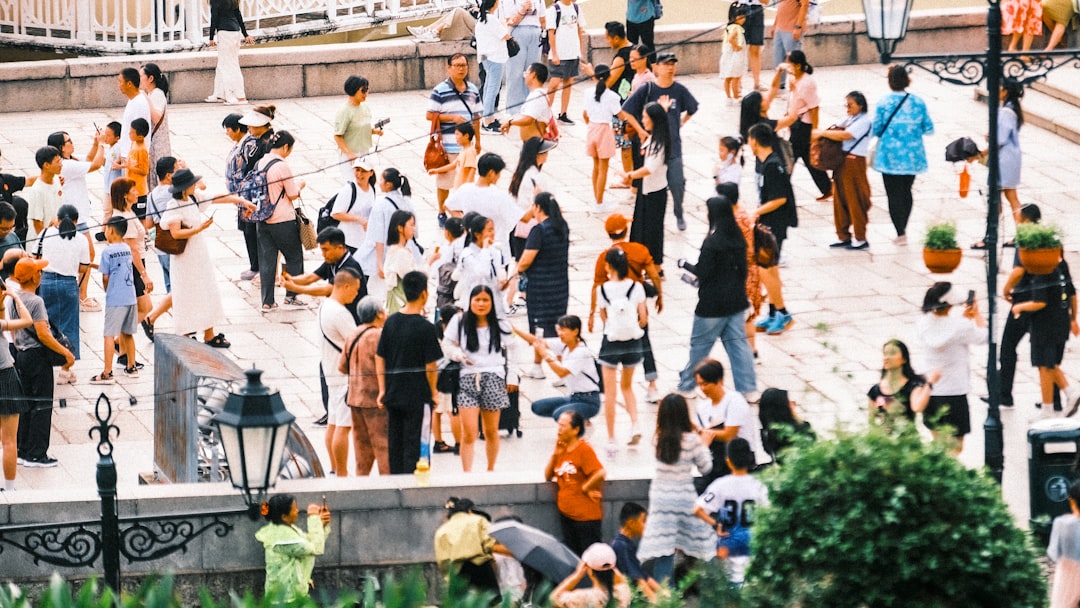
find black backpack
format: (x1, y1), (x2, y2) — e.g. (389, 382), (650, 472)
(316, 182), (358, 234)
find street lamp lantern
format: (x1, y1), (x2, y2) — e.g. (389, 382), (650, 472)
(213, 368), (296, 505)
(862, 0), (914, 63)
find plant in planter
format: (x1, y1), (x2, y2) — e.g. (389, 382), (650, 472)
(1016, 223), (1063, 275)
(922, 221), (961, 273)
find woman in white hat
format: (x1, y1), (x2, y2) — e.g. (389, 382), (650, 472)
(551, 543), (631, 608)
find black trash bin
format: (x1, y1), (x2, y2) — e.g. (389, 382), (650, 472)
(1027, 418), (1080, 545)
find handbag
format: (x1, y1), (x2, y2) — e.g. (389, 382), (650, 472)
(437, 360), (462, 395)
(809, 132), (845, 171)
(506, 37), (521, 58)
(295, 205), (318, 250)
(154, 222), (188, 255)
(753, 222), (779, 268)
(44, 324), (72, 367)
(423, 118), (451, 173)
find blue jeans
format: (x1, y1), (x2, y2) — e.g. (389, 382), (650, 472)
(666, 156), (686, 222)
(39, 272), (79, 360)
(531, 392), (601, 421)
(156, 252), (171, 293)
(505, 25), (542, 111)
(772, 29), (801, 88)
(652, 554), (675, 585)
(481, 59), (506, 119)
(677, 311), (757, 394)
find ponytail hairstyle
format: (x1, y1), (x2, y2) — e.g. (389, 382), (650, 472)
(604, 247), (629, 279)
(787, 50), (813, 75)
(142, 63), (169, 96)
(533, 192), (568, 240)
(510, 137), (544, 198)
(382, 167), (412, 197)
(593, 64), (611, 102)
(720, 135), (744, 167)
(268, 130), (295, 150)
(464, 213), (491, 248)
(263, 494), (296, 525)
(1003, 79), (1025, 129)
(56, 204), (79, 240)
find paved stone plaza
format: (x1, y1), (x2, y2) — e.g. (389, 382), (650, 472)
(0, 63), (1077, 527)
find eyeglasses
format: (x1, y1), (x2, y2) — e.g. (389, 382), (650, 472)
(450, 63), (469, 68)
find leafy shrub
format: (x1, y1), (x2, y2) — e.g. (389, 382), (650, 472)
(742, 424), (1047, 607)
(1015, 223), (1063, 250)
(923, 222), (959, 250)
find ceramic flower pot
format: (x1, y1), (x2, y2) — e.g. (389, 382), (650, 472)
(1018, 247), (1062, 275)
(923, 248), (962, 274)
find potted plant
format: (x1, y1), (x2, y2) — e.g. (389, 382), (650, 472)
(1016, 223), (1063, 275)
(922, 221), (962, 273)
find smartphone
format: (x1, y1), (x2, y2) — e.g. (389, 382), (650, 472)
(321, 494), (327, 510)
(966, 290), (975, 307)
(680, 273), (700, 288)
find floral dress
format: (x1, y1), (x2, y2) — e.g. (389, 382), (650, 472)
(1002, 0), (1043, 35)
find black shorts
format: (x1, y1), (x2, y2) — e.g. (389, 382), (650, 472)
(744, 5), (765, 45)
(509, 234), (527, 260)
(923, 394), (971, 437)
(1031, 338), (1066, 368)
(599, 336), (644, 368)
(133, 260), (146, 297)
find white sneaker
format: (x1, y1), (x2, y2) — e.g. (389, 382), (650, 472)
(644, 386), (661, 403)
(520, 364), (546, 380)
(743, 390), (762, 404)
(594, 200), (618, 214)
(1065, 387), (1080, 417)
(408, 26), (440, 42)
(628, 424), (642, 446)
(552, 376), (566, 388)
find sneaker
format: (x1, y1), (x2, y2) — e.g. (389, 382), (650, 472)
(1065, 387), (1080, 417)
(282, 296), (308, 307)
(557, 113), (575, 126)
(628, 424), (642, 446)
(16, 457), (27, 466)
(481, 121), (502, 135)
(123, 366), (140, 378)
(743, 390), (762, 404)
(313, 414), (328, 426)
(605, 441), (618, 459)
(520, 364), (546, 380)
(80, 297), (103, 312)
(437, 212), (448, 229)
(240, 270), (258, 281)
(506, 303), (524, 316)
(766, 312), (794, 336)
(22, 456), (58, 468)
(676, 217), (687, 232)
(594, 200), (618, 215)
(645, 386), (661, 403)
(552, 376), (566, 388)
(829, 240), (852, 248)
(754, 313), (775, 333)
(407, 25), (439, 42)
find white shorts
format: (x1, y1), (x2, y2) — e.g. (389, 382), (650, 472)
(328, 381), (352, 427)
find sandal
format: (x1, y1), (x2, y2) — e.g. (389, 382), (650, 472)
(433, 440), (454, 454)
(141, 319), (155, 342)
(205, 334), (231, 348)
(90, 371), (115, 385)
(261, 303), (279, 312)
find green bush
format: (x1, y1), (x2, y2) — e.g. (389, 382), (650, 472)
(1015, 223), (1063, 250)
(922, 222), (959, 250)
(742, 424), (1047, 607)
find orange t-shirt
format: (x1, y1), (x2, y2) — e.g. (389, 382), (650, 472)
(592, 241), (655, 287)
(127, 145), (149, 196)
(552, 441), (604, 522)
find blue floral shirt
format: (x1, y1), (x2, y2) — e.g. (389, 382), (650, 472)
(871, 92), (934, 175)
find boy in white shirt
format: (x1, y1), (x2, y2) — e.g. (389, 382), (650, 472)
(545, 0), (586, 125)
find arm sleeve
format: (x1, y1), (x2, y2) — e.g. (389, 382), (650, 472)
(691, 435), (713, 475)
(424, 323), (444, 365)
(234, 7), (249, 37)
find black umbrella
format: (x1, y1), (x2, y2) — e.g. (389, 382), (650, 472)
(489, 520), (580, 582)
(945, 137), (980, 163)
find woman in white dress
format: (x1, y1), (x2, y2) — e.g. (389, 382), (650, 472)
(160, 169), (253, 347)
(140, 63), (171, 190)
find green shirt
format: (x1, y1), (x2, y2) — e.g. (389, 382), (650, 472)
(334, 101), (373, 156)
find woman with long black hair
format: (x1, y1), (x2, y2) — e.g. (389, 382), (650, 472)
(517, 192), (569, 379)
(359, 167), (419, 298)
(617, 101), (670, 265)
(506, 137), (554, 313)
(140, 63), (171, 189)
(455, 214), (510, 316)
(443, 285), (517, 472)
(637, 394), (715, 584)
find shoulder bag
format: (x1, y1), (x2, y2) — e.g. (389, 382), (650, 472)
(867, 93), (910, 167)
(423, 117), (451, 172)
(295, 202), (318, 250)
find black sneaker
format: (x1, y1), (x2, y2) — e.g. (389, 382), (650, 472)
(437, 212), (448, 229)
(313, 414), (328, 426)
(557, 113), (575, 126)
(481, 121), (502, 135)
(23, 456), (58, 468)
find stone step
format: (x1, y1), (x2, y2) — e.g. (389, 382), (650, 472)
(976, 82), (1080, 145)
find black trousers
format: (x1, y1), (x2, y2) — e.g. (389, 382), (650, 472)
(881, 173), (916, 237)
(386, 402), (429, 474)
(15, 347), (54, 460)
(559, 515), (602, 557)
(789, 121), (833, 197)
(641, 323), (657, 381)
(239, 219), (259, 272)
(630, 188), (668, 264)
(999, 312), (1029, 406)
(257, 220), (304, 306)
(626, 18), (655, 51)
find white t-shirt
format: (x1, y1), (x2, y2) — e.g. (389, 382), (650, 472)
(557, 342), (600, 394)
(383, 244), (417, 285)
(331, 181), (375, 249)
(59, 159), (93, 220)
(443, 314), (516, 381)
(696, 392), (754, 444)
(916, 311), (987, 396)
(520, 88), (552, 126)
(38, 226), (91, 277)
(24, 178), (64, 245)
(318, 299), (356, 383)
(445, 184), (523, 248)
(584, 89), (623, 125)
(475, 14), (509, 63)
(641, 137), (668, 195)
(358, 193), (419, 276)
(545, 1), (585, 60)
(120, 94), (152, 156)
(697, 474), (770, 524)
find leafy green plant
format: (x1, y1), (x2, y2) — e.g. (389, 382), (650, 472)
(1015, 222), (1063, 249)
(922, 221), (959, 250)
(742, 423), (1047, 607)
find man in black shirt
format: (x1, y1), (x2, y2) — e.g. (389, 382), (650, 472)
(0, 146), (32, 243)
(282, 227), (366, 323)
(749, 123), (796, 336)
(376, 271), (443, 474)
(1010, 260), (1079, 414)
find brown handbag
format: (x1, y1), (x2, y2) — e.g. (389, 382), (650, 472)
(809, 129), (846, 171)
(423, 118), (451, 172)
(154, 222), (188, 255)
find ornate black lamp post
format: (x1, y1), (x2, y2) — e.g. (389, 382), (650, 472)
(862, 0), (1080, 482)
(0, 368), (294, 590)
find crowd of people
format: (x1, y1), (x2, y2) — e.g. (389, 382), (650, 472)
(2, 0), (1079, 603)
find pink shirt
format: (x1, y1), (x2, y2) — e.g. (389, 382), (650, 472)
(260, 153), (299, 224)
(790, 73), (820, 124)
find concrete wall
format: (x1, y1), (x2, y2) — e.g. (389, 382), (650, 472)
(0, 470), (651, 599)
(0, 9), (988, 113)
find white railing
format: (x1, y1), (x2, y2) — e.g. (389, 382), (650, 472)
(0, 0), (460, 54)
